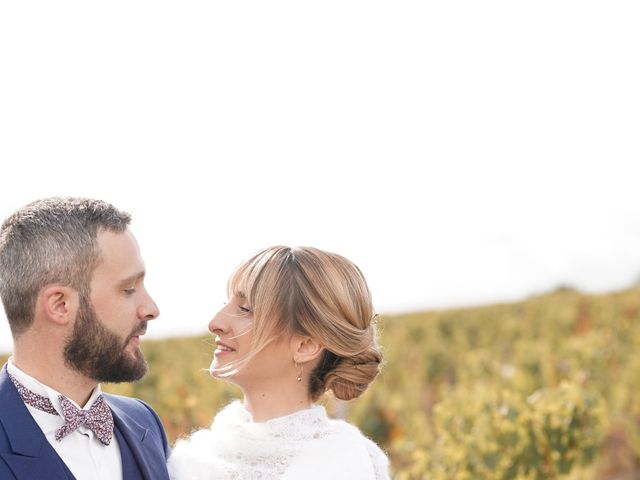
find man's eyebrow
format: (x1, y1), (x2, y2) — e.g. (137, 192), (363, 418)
(118, 271), (146, 286)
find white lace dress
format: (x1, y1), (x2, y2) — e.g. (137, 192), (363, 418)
(168, 401), (390, 480)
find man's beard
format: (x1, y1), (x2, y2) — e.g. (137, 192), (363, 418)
(63, 293), (148, 383)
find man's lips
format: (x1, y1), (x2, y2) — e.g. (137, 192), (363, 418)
(127, 323), (148, 346)
(129, 331), (145, 342)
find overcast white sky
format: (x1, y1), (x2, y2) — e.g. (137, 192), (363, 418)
(1, 1), (639, 353)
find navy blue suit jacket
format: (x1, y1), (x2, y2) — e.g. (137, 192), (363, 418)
(0, 365), (170, 480)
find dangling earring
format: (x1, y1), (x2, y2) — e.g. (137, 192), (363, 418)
(295, 362), (303, 382)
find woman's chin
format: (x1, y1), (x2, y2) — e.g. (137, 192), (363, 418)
(209, 359), (234, 378)
(209, 359), (220, 375)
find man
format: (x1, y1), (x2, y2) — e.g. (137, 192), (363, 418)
(0, 197), (170, 480)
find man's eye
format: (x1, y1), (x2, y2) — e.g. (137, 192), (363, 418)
(124, 288), (136, 295)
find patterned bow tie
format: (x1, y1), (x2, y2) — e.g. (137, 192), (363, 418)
(56, 394), (114, 445)
(9, 372), (114, 445)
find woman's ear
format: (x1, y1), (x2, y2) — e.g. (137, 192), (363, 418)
(39, 285), (79, 326)
(292, 336), (324, 364)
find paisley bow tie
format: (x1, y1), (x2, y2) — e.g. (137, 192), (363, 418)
(56, 394), (114, 445)
(9, 372), (114, 445)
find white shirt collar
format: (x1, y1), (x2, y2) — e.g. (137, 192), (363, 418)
(7, 356), (104, 416)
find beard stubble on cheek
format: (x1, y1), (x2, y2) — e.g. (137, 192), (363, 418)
(63, 294), (149, 383)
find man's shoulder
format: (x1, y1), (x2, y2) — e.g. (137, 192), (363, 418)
(102, 392), (149, 408)
(104, 392), (171, 460)
(103, 393), (161, 423)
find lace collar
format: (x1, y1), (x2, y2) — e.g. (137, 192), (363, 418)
(213, 401), (333, 441)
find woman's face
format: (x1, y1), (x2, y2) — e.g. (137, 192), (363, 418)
(208, 293), (253, 372)
(208, 293), (295, 387)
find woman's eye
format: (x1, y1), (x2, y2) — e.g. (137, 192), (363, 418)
(239, 306), (252, 313)
(124, 288), (136, 295)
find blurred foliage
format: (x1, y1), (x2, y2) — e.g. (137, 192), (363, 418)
(1, 287), (639, 478)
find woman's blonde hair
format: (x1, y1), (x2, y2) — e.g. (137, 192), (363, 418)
(214, 246), (382, 401)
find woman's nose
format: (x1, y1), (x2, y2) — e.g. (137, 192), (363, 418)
(208, 305), (227, 334)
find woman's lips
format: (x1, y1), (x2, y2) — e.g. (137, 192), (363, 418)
(214, 340), (236, 356)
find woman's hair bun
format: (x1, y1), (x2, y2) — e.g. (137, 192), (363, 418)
(318, 346), (383, 401)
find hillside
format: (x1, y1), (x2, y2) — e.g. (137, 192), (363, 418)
(1, 287), (639, 479)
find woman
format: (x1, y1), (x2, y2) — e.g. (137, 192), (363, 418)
(168, 246), (389, 479)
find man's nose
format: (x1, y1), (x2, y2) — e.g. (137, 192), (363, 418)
(139, 289), (160, 320)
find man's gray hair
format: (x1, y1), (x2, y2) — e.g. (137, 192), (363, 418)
(0, 197), (131, 336)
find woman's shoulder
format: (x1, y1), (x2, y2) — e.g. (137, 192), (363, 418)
(283, 416), (390, 480)
(330, 418), (390, 477)
(359, 431), (391, 480)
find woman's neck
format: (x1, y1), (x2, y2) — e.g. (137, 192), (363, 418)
(241, 380), (313, 422)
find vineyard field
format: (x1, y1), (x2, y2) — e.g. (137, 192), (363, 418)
(1, 286), (638, 479)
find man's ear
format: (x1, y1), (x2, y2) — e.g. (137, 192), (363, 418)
(292, 336), (324, 364)
(39, 285), (79, 326)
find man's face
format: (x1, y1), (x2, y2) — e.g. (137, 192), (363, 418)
(63, 229), (160, 383)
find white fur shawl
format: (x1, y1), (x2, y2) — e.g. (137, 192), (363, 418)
(168, 401), (390, 480)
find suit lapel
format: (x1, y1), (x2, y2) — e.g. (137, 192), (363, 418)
(0, 365), (75, 480)
(108, 400), (167, 480)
